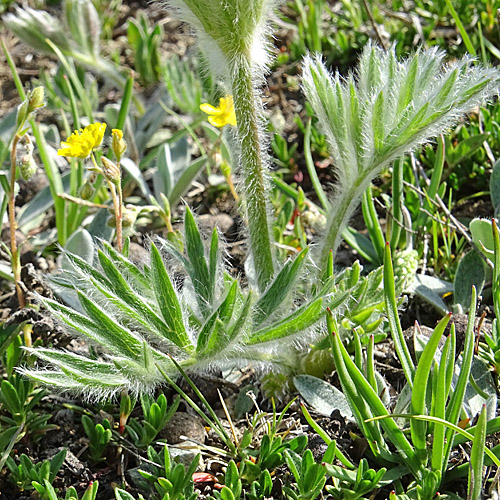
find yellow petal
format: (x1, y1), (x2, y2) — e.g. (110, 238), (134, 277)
(208, 115), (226, 128)
(226, 112), (237, 126)
(200, 103), (218, 114)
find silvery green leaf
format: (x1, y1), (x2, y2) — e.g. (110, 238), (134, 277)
(409, 274), (451, 315)
(294, 374), (354, 422)
(247, 298), (323, 345)
(197, 280), (238, 355)
(150, 243), (191, 349)
(184, 206), (213, 313)
(460, 357), (497, 421)
(470, 217), (496, 259)
(61, 229), (94, 271)
(120, 158), (151, 198)
(454, 250), (486, 311)
(168, 156), (207, 207)
(5, 7), (71, 54)
(491, 158), (500, 212)
(154, 143), (175, 199)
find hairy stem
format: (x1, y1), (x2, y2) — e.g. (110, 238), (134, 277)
(107, 181), (122, 253)
(231, 58), (274, 291)
(318, 182), (363, 273)
(117, 178), (123, 253)
(9, 133), (25, 309)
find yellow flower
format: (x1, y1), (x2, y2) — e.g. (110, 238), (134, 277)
(111, 128), (127, 161)
(200, 96), (237, 128)
(111, 128), (123, 140)
(58, 122), (107, 159)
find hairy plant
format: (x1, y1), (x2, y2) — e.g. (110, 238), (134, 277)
(4, 0), (130, 96)
(21, 207), (342, 396)
(161, 0), (278, 291)
(302, 44), (500, 270)
(19, 1), (500, 399)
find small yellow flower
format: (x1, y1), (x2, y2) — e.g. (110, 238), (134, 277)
(111, 128), (123, 140)
(200, 96), (237, 128)
(111, 128), (127, 161)
(58, 122), (107, 159)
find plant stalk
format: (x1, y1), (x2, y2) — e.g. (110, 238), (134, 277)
(117, 178), (123, 253)
(318, 182), (362, 273)
(231, 58), (274, 291)
(9, 133), (25, 310)
(107, 181), (123, 254)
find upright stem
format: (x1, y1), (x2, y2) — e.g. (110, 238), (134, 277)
(9, 133), (32, 349)
(116, 177), (123, 254)
(9, 134), (25, 309)
(107, 180), (122, 254)
(317, 183), (361, 273)
(231, 58), (274, 292)
(92, 153), (123, 253)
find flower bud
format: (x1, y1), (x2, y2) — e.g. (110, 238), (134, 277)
(111, 129), (127, 162)
(16, 100), (29, 129)
(121, 207), (139, 227)
(80, 181), (95, 200)
(160, 193), (171, 219)
(23, 135), (34, 155)
(19, 154), (37, 180)
(101, 156), (121, 185)
(27, 87), (45, 113)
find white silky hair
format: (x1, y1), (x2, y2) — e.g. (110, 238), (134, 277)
(160, 0), (279, 79)
(302, 43), (500, 264)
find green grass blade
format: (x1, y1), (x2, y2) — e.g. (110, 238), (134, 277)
(445, 0), (476, 56)
(304, 118), (329, 210)
(116, 75), (134, 130)
(332, 329), (422, 476)
(468, 404), (487, 500)
(443, 287), (477, 478)
(389, 156), (404, 249)
(362, 187), (385, 263)
(367, 413), (500, 468)
(384, 243), (415, 385)
(410, 313), (451, 460)
(328, 324), (385, 455)
(31, 125), (66, 244)
(209, 228), (219, 302)
(156, 362), (236, 455)
(431, 332), (454, 473)
(1, 39), (26, 99)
